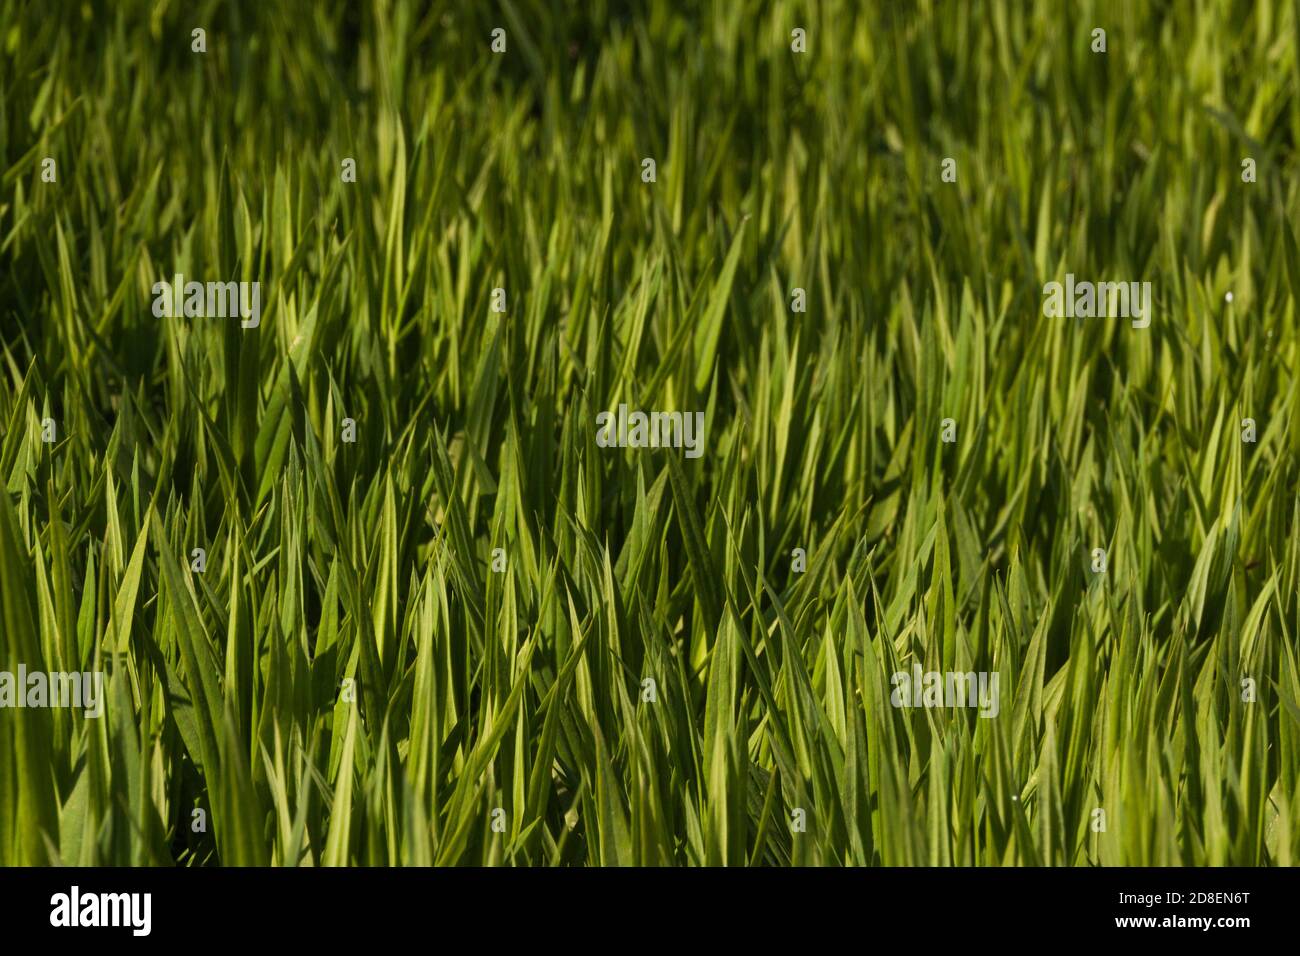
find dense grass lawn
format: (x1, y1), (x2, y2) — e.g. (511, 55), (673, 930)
(1, 1), (1298, 866)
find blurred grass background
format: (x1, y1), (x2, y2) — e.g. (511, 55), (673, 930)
(1, 0), (1298, 865)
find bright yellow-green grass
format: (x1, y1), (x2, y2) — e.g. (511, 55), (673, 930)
(1, 0), (1298, 866)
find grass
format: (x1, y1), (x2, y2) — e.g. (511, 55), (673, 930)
(1, 0), (1298, 867)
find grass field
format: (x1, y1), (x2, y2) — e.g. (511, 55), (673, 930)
(2, 0), (1299, 866)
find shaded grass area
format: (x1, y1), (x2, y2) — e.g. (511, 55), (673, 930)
(1, 0), (1298, 865)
